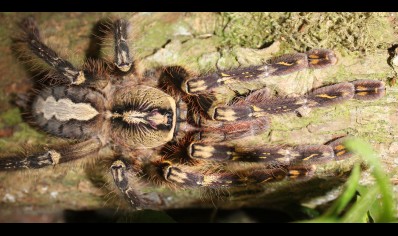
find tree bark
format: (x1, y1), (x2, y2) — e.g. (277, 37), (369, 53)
(0, 12), (397, 222)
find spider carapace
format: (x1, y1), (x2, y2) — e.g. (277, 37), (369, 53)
(0, 17), (386, 210)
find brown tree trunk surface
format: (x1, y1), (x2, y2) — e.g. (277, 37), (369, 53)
(0, 12), (397, 222)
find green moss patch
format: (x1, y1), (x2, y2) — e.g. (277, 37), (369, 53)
(216, 13), (394, 55)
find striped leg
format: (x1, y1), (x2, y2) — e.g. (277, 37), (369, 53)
(214, 80), (385, 122)
(154, 160), (314, 188)
(110, 158), (162, 210)
(14, 17), (87, 85)
(189, 137), (352, 165)
(0, 138), (101, 171)
(154, 137), (350, 188)
(113, 19), (133, 72)
(182, 49), (337, 95)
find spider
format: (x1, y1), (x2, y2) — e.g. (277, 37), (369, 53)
(0, 16), (386, 211)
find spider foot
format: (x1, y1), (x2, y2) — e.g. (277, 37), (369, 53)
(0, 139), (101, 171)
(113, 19), (133, 73)
(351, 80), (386, 100)
(110, 159), (162, 210)
(156, 160), (314, 188)
(14, 17), (87, 85)
(308, 80), (385, 107)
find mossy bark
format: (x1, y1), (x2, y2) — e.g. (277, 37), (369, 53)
(0, 12), (397, 222)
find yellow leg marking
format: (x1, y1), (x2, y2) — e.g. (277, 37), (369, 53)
(356, 92), (368, 96)
(356, 85), (367, 91)
(316, 94), (337, 99)
(251, 105), (263, 112)
(72, 71), (86, 85)
(302, 153), (318, 161)
(48, 150), (61, 165)
(336, 150), (346, 156)
(189, 85), (208, 92)
(276, 61), (294, 66)
(310, 59), (320, 65)
(221, 72), (230, 77)
(215, 108), (237, 121)
(191, 145), (216, 159)
(189, 79), (205, 87)
(162, 160), (173, 166)
(335, 144), (345, 151)
(112, 160), (126, 168)
(169, 171), (189, 184)
(202, 175), (219, 186)
(289, 170), (301, 177)
(187, 80), (208, 93)
(260, 177), (273, 183)
(217, 76), (233, 83)
(308, 54), (320, 59)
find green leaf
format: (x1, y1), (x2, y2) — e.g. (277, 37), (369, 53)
(299, 138), (397, 223)
(324, 164), (361, 217)
(340, 185), (379, 223)
(345, 139), (396, 222)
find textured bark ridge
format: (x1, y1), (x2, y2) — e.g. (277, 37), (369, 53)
(0, 12), (397, 222)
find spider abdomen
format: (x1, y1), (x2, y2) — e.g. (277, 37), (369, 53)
(32, 85), (105, 139)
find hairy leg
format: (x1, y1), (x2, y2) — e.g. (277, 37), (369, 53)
(182, 49), (337, 95)
(153, 137), (349, 188)
(0, 138), (102, 170)
(113, 19), (133, 72)
(153, 160), (314, 188)
(213, 80), (385, 122)
(188, 137), (351, 164)
(110, 158), (162, 210)
(14, 17), (87, 85)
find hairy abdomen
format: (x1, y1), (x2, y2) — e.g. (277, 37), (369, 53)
(32, 86), (105, 139)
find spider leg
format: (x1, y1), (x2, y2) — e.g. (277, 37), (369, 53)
(155, 137), (350, 188)
(189, 136), (351, 164)
(182, 49), (337, 95)
(351, 79), (386, 100)
(110, 158), (162, 210)
(0, 138), (102, 171)
(112, 19), (133, 73)
(199, 116), (270, 142)
(326, 136), (352, 160)
(14, 17), (90, 85)
(188, 143), (334, 164)
(154, 160), (313, 188)
(213, 80), (385, 122)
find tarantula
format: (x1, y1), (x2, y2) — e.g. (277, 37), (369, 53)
(0, 17), (386, 210)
